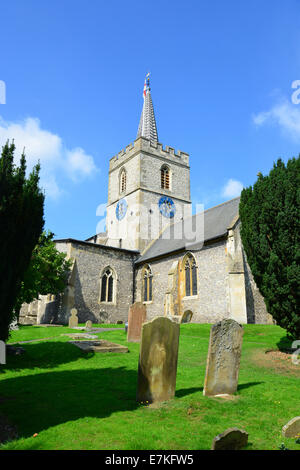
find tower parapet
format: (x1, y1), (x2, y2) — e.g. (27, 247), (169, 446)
(109, 136), (189, 172)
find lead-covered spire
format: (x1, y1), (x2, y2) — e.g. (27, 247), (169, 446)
(137, 73), (158, 143)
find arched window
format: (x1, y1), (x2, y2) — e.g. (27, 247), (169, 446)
(161, 165), (170, 190)
(100, 267), (115, 302)
(183, 254), (197, 297)
(120, 168), (126, 194)
(142, 265), (153, 302)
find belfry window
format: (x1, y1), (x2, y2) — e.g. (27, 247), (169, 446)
(184, 254), (197, 297)
(143, 265), (153, 302)
(120, 169), (126, 193)
(161, 165), (170, 190)
(100, 267), (115, 302)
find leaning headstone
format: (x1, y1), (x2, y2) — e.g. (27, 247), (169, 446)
(211, 428), (248, 450)
(282, 417), (300, 438)
(85, 320), (93, 330)
(127, 302), (147, 343)
(203, 319), (243, 396)
(136, 316), (180, 404)
(68, 308), (78, 328)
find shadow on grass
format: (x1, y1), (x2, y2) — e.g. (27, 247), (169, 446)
(237, 382), (263, 391)
(1, 341), (94, 372)
(175, 387), (203, 398)
(276, 336), (294, 352)
(0, 366), (140, 440)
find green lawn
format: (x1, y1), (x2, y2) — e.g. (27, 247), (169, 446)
(0, 323), (299, 450)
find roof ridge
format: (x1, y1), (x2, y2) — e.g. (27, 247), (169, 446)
(201, 196), (240, 215)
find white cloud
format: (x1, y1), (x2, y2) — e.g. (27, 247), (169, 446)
(253, 99), (300, 141)
(0, 116), (98, 198)
(222, 179), (243, 198)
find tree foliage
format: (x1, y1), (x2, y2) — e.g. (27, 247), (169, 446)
(239, 156), (300, 339)
(0, 141), (44, 342)
(14, 231), (72, 314)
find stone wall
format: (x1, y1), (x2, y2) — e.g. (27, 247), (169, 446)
(55, 241), (137, 324)
(135, 225), (273, 325)
(135, 240), (231, 323)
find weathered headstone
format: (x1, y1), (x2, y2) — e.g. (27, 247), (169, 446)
(68, 308), (78, 328)
(203, 319), (243, 396)
(127, 302), (147, 343)
(282, 417), (300, 438)
(136, 316), (180, 404)
(211, 428), (248, 450)
(85, 320), (93, 330)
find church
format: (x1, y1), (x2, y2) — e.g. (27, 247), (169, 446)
(20, 76), (273, 327)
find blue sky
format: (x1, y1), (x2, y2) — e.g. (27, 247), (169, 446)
(1, 0), (300, 240)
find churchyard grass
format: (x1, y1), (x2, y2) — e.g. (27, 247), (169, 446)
(0, 324), (299, 450)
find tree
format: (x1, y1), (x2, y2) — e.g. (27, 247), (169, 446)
(239, 156), (300, 339)
(14, 231), (72, 315)
(0, 141), (44, 342)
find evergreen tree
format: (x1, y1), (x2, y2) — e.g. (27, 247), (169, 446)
(0, 141), (44, 342)
(239, 156), (300, 339)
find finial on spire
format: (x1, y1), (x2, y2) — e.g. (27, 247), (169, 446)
(137, 73), (158, 143)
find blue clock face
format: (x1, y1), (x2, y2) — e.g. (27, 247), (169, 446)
(116, 199), (127, 221)
(158, 196), (176, 218)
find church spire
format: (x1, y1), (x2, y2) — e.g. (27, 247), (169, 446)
(137, 73), (158, 143)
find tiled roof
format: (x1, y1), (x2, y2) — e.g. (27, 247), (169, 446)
(136, 197), (240, 263)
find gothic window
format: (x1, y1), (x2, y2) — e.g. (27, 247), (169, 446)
(161, 165), (170, 190)
(100, 267), (115, 302)
(184, 254), (198, 297)
(142, 265), (153, 302)
(120, 168), (127, 194)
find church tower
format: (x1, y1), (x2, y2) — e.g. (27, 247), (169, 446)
(105, 75), (191, 252)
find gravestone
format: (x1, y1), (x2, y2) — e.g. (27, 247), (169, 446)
(127, 302), (147, 343)
(203, 319), (243, 397)
(282, 417), (300, 438)
(136, 316), (180, 404)
(68, 308), (78, 328)
(85, 320), (93, 330)
(211, 428), (248, 450)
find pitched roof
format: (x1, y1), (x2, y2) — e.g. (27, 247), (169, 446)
(136, 197), (240, 264)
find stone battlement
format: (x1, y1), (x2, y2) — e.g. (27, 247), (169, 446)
(109, 136), (189, 171)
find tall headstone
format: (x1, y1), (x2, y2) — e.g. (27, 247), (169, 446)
(127, 302), (147, 343)
(68, 308), (78, 328)
(203, 319), (243, 397)
(136, 316), (180, 404)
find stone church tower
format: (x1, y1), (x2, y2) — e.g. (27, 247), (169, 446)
(105, 75), (192, 252)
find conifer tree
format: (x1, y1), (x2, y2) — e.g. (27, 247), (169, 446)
(239, 156), (300, 339)
(0, 141), (44, 342)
